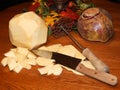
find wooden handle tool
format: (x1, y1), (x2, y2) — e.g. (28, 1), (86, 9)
(76, 64), (117, 86)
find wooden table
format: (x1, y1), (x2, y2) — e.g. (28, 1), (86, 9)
(0, 0), (120, 90)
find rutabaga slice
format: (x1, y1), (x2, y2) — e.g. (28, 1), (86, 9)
(38, 64), (63, 76)
(46, 64), (62, 75)
(36, 57), (55, 66)
(38, 44), (62, 52)
(52, 64), (63, 76)
(38, 67), (49, 75)
(15, 53), (27, 63)
(4, 50), (16, 58)
(1, 57), (8, 67)
(75, 51), (86, 60)
(7, 57), (17, 70)
(57, 45), (77, 57)
(69, 45), (85, 60)
(25, 58), (37, 66)
(13, 63), (23, 73)
(46, 44), (62, 52)
(19, 60), (31, 70)
(38, 64), (54, 75)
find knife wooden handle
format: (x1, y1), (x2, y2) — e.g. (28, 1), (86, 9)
(76, 64), (118, 86)
(82, 48), (109, 72)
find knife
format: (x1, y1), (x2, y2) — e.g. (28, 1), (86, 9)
(32, 49), (118, 86)
(60, 26), (109, 73)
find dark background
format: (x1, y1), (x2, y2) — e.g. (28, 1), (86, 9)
(0, 0), (119, 11)
(0, 0), (32, 10)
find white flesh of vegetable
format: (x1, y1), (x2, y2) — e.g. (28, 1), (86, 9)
(1, 44), (94, 76)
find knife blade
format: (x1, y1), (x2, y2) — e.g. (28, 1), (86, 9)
(32, 49), (118, 86)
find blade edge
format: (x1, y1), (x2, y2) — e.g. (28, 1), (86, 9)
(52, 52), (81, 69)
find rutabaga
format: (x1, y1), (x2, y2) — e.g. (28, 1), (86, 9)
(9, 11), (48, 50)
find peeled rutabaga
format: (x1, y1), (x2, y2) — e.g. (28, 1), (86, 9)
(9, 11), (48, 50)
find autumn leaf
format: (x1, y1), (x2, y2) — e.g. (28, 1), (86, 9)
(60, 8), (79, 20)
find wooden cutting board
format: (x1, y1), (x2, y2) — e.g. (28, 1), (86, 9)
(0, 1), (120, 90)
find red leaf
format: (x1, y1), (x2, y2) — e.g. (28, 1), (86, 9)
(28, 2), (40, 11)
(60, 8), (79, 20)
(68, 1), (74, 8)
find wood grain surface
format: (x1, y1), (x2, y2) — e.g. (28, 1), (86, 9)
(0, 0), (120, 90)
